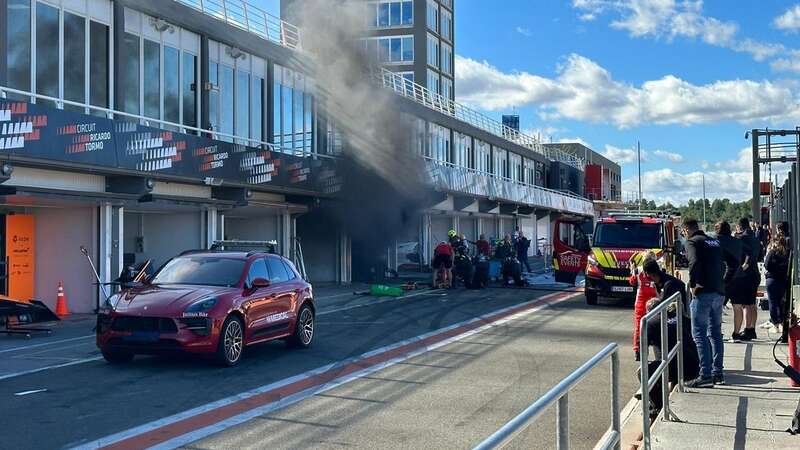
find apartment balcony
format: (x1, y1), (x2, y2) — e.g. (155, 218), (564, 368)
(424, 158), (594, 216)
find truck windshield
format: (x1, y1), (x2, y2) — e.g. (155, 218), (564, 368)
(151, 256), (245, 287)
(593, 222), (662, 249)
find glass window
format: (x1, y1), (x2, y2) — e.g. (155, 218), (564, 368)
(293, 84), (303, 150)
(164, 46), (180, 125)
(378, 3), (389, 27)
(475, 139), (490, 172)
(282, 83), (292, 149)
(247, 258), (269, 286)
(402, 1), (413, 25)
(391, 38), (402, 62)
(89, 21), (109, 110)
(252, 76), (264, 142)
(182, 52), (197, 128)
(63, 12), (85, 110)
(378, 39), (390, 62)
(143, 39), (160, 119)
(35, 2), (59, 104)
(427, 69), (439, 94)
(390, 2), (401, 26)
(441, 43), (452, 75)
(282, 259), (298, 280)
(122, 33), (140, 114)
(402, 37), (414, 61)
(441, 9), (452, 41)
(427, 0), (438, 32)
(7, 0), (31, 94)
(272, 78), (281, 145)
(220, 64), (234, 140)
(304, 93), (313, 151)
(152, 256), (245, 287)
(236, 70), (250, 143)
(209, 61), (219, 130)
(266, 257), (290, 283)
(427, 34), (439, 68)
(441, 77), (452, 100)
(366, 2), (377, 27)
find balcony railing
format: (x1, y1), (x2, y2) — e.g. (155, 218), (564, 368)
(379, 69), (585, 171)
(175, 0), (300, 50)
(425, 158), (594, 216)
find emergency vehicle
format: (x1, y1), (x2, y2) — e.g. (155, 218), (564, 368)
(583, 211), (679, 305)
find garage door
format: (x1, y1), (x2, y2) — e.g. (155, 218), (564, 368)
(481, 217), (498, 241)
(460, 217), (477, 243)
(430, 216), (452, 259)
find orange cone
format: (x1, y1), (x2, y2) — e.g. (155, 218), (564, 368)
(55, 281), (70, 317)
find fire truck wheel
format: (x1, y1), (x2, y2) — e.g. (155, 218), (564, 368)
(585, 290), (598, 305)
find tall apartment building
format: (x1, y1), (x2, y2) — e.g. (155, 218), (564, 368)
(282, 0), (455, 101)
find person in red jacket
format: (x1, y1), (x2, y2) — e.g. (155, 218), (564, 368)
(630, 251), (658, 361)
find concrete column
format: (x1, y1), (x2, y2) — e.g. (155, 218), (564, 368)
(421, 213), (431, 265)
(205, 208), (218, 248)
(220, 214), (226, 241)
(476, 216), (483, 238)
(280, 210), (291, 258)
(114, 206), (124, 278)
(452, 215), (459, 235)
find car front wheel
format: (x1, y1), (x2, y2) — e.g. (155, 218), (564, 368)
(289, 305), (315, 349)
(217, 315), (245, 366)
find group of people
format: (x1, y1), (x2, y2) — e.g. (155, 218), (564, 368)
(629, 217), (792, 389)
(431, 228), (534, 286)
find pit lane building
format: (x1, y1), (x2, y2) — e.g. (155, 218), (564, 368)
(0, 0), (594, 313)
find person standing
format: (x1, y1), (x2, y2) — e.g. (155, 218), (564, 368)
(630, 252), (658, 361)
(516, 231), (532, 273)
(682, 218), (726, 387)
(763, 233), (790, 334)
(476, 234), (491, 256)
(731, 217), (761, 341)
(715, 221), (742, 309)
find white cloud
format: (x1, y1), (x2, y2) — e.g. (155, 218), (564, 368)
(555, 137), (593, 148)
(516, 26), (532, 37)
(602, 144), (644, 164)
(775, 4), (800, 32)
(455, 54), (800, 128)
(572, 0), (796, 72)
(653, 149), (684, 163)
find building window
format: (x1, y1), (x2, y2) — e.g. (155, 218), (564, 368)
(427, 0), (439, 32)
(368, 1), (413, 28)
(143, 39), (161, 119)
(427, 69), (440, 94)
(524, 158), (535, 185)
(494, 148), (509, 179)
(510, 153), (523, 183)
(441, 42), (452, 75)
(7, 0), (32, 96)
(182, 52), (197, 128)
(273, 64), (315, 154)
(440, 0), (453, 10)
(441, 77), (452, 100)
(440, 9), (452, 41)
(35, 2), (59, 106)
(413, 117), (428, 157)
(429, 123), (451, 163)
(475, 139), (490, 173)
(455, 132), (473, 169)
(122, 33), (140, 114)
(427, 33), (440, 68)
(364, 36), (414, 63)
(89, 21), (110, 112)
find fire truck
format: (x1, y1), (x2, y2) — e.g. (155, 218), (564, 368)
(553, 211), (680, 305)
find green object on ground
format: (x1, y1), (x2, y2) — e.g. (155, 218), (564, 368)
(370, 284), (404, 297)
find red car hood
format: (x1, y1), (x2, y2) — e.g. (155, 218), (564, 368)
(112, 285), (229, 316)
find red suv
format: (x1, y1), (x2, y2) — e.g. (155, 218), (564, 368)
(96, 251), (315, 366)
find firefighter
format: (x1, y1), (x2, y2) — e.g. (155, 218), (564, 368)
(630, 251), (658, 361)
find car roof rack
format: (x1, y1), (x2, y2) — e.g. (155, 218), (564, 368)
(210, 240), (279, 256)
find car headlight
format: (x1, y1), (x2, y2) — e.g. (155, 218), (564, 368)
(105, 293), (121, 310)
(587, 254), (599, 267)
(185, 297), (217, 314)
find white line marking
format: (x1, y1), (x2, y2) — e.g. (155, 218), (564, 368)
(71, 292), (578, 450)
(318, 289), (443, 316)
(14, 388), (48, 396)
(0, 356), (102, 382)
(0, 335), (94, 354)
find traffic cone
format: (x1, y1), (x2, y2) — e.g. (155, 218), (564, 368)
(55, 281), (70, 317)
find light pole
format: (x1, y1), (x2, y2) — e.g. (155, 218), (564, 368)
(637, 141), (642, 211)
(702, 173), (706, 229)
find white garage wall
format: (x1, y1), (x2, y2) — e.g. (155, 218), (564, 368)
(124, 212), (203, 270)
(34, 207), (97, 313)
(224, 215), (280, 242)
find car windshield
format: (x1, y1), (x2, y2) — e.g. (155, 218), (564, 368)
(593, 222), (662, 249)
(151, 256), (245, 287)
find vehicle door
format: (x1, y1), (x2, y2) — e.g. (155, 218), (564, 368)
(240, 257), (280, 339)
(262, 255), (295, 334)
(553, 218), (591, 284)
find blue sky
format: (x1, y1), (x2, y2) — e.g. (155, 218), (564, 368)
(265, 1), (800, 204)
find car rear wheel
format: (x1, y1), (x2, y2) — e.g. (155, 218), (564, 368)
(102, 350), (134, 364)
(217, 315), (245, 366)
(585, 290), (599, 306)
(289, 305), (314, 349)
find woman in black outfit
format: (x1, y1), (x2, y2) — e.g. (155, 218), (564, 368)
(764, 232), (790, 333)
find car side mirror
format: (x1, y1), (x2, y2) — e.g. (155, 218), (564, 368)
(251, 277), (270, 289)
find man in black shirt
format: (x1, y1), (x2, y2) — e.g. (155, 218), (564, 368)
(682, 218), (725, 387)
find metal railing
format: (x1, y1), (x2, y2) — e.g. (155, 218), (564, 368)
(378, 69), (585, 171)
(639, 291), (684, 449)
(0, 85), (335, 161)
(424, 158), (594, 216)
(474, 343), (621, 450)
(175, 0), (300, 50)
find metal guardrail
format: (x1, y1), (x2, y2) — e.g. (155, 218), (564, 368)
(175, 0), (300, 50)
(639, 291), (684, 449)
(474, 343), (621, 450)
(424, 158), (594, 216)
(378, 69), (585, 171)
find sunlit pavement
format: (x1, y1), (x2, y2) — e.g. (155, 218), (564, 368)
(0, 285), (638, 450)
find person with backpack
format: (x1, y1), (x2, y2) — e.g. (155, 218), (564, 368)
(763, 232), (790, 334)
